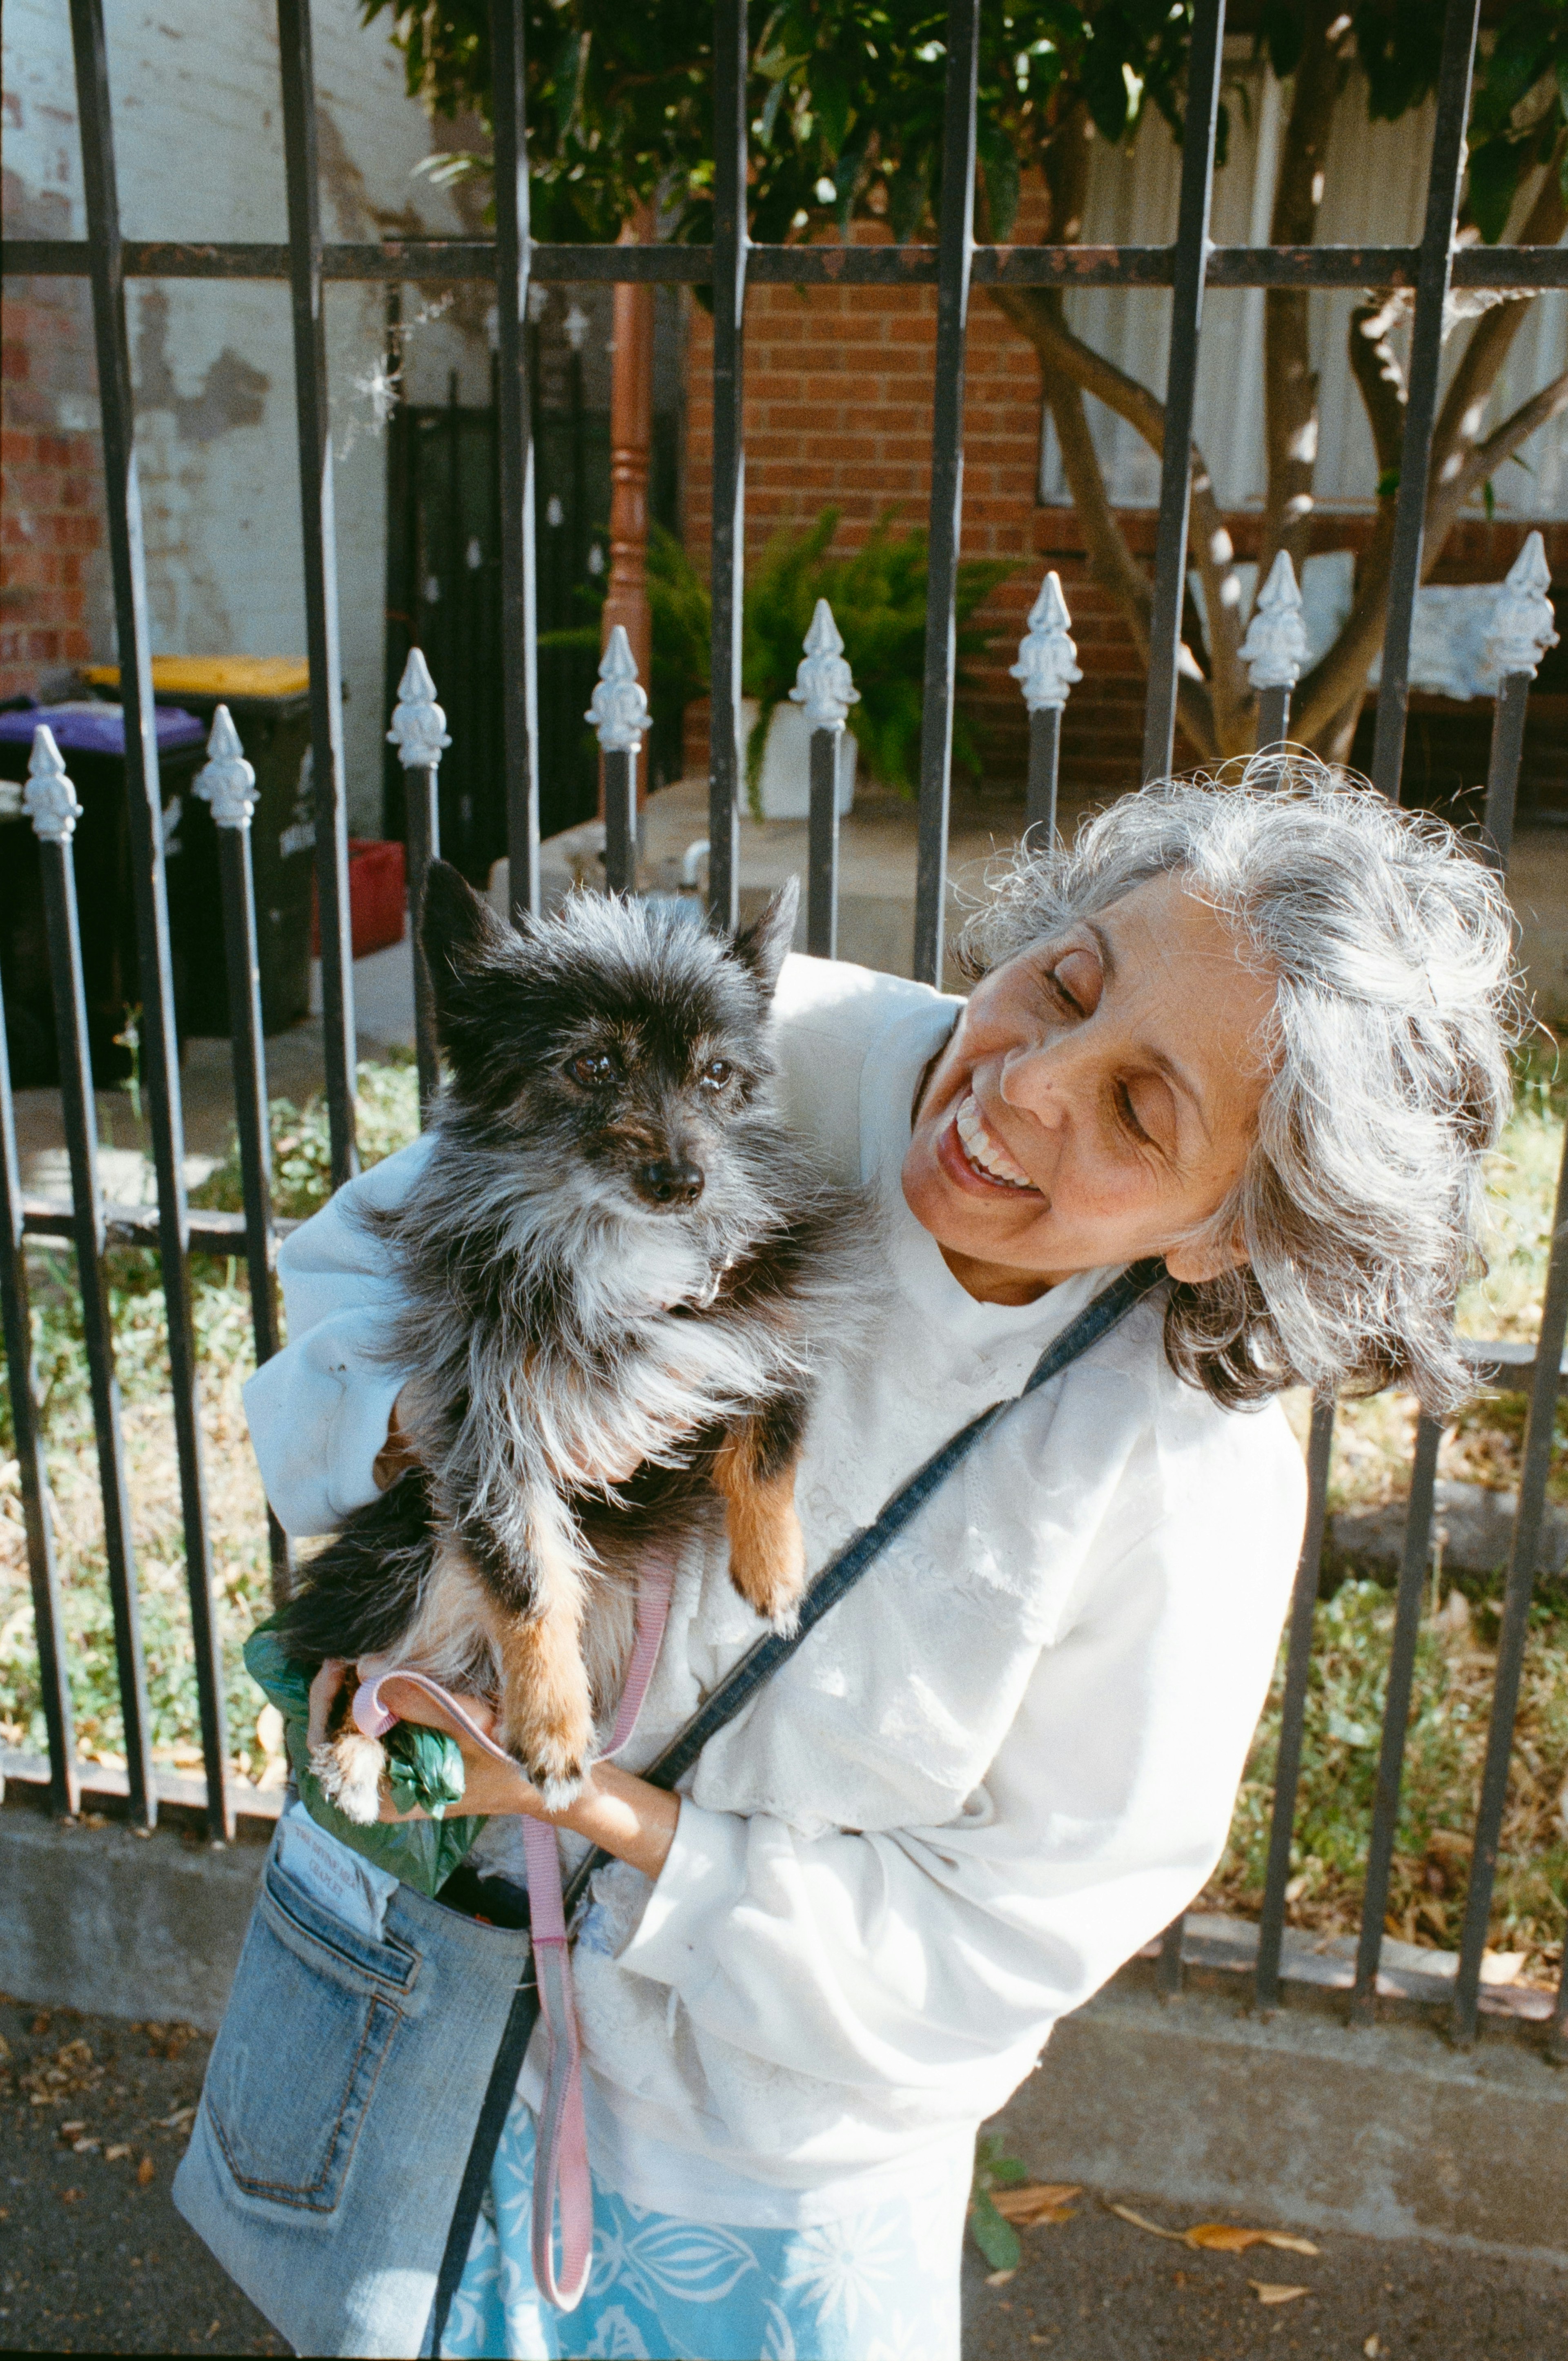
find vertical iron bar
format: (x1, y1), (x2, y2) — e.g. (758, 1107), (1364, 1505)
(33, 793), (154, 1826)
(405, 765), (441, 1113)
(707, 0), (748, 933)
(1454, 1127), (1568, 2045)
(1255, 1393), (1334, 2009)
(603, 747), (637, 895)
(492, 0), (540, 923)
(1156, 1913), (1185, 2000)
(277, 0), (357, 1181)
(0, 968), (78, 1814)
(1024, 708), (1060, 844)
(806, 729), (841, 960)
(70, 0), (229, 1840)
(1140, 0), (1227, 785)
(911, 0), (980, 987)
(1482, 673), (1530, 872)
(1551, 1928), (1568, 2065)
(1351, 1412), (1443, 2023)
(206, 737), (293, 1609)
(1370, 0), (1481, 801)
(1256, 683), (1291, 751)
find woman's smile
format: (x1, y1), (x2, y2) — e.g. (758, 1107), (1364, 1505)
(946, 1092), (1041, 1193)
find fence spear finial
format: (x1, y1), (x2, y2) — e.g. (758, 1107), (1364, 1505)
(790, 597), (860, 733)
(1240, 550), (1309, 691)
(586, 624), (651, 752)
(1483, 530), (1559, 686)
(24, 724), (83, 844)
(194, 703), (258, 829)
(387, 646), (453, 770)
(1010, 573), (1082, 713)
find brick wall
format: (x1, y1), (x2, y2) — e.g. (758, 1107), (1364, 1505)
(679, 208), (1567, 805)
(0, 243), (107, 703)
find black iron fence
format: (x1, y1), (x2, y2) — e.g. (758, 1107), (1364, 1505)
(3, 0), (1568, 2060)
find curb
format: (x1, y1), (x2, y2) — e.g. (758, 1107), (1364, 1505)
(5, 1801), (1564, 2259)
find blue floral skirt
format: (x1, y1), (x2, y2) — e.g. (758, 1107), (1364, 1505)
(439, 2096), (965, 2361)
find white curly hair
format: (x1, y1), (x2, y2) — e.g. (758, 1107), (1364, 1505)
(960, 755), (1521, 1413)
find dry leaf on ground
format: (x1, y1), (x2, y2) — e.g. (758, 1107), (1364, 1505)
(136, 2156), (156, 2186)
(104, 2144), (132, 2162)
(992, 2183), (1081, 2226)
(1109, 2204), (1319, 2256)
(1250, 2281), (1310, 2305)
(1186, 2223), (1321, 2256)
(984, 2267), (1017, 2287)
(1364, 2338), (1383, 2358)
(1108, 2203), (1185, 2241)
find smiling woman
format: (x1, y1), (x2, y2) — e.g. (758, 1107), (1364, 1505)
(197, 753), (1520, 2361)
(958, 763), (1518, 1409)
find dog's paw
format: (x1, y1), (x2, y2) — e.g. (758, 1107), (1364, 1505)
(311, 1732), (387, 1825)
(499, 1703), (592, 1813)
(728, 1515), (807, 1632)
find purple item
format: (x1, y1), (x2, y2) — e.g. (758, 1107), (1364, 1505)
(0, 700), (207, 756)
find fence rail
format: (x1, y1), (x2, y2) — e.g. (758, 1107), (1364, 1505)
(2, 0), (1566, 2054)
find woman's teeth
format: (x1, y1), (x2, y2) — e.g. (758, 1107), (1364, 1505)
(954, 1092), (1033, 1188)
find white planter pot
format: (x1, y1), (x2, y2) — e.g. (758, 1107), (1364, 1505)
(739, 697), (857, 820)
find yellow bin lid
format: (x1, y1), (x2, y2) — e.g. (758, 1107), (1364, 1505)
(83, 656), (310, 698)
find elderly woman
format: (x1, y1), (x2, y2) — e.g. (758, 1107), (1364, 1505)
(227, 765), (1512, 2360)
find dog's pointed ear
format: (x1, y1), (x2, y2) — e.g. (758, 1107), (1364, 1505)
(420, 861), (524, 1052)
(729, 878), (799, 999)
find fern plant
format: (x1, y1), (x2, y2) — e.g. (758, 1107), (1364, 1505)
(646, 508), (1016, 812)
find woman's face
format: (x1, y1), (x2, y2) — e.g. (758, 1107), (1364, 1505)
(902, 872), (1276, 1302)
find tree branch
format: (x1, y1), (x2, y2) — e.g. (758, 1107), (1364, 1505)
(986, 281), (1220, 759)
(1431, 137), (1567, 489)
(1428, 366), (1568, 548)
(1347, 293), (1408, 481)
(1259, 5), (1353, 587)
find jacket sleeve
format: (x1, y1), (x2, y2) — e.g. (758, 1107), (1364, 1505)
(614, 1431), (1300, 2124)
(241, 1136), (434, 1537)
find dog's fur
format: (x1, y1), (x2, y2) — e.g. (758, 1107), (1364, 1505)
(278, 862), (869, 1817)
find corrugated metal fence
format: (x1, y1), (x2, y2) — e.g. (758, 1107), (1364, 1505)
(2, 0), (1567, 2057)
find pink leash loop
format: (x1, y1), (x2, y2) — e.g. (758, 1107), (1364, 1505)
(350, 1550), (676, 2313)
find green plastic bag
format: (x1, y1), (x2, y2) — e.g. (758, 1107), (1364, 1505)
(244, 1620), (486, 1899)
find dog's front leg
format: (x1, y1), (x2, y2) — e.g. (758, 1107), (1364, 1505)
(463, 1487), (596, 1808)
(714, 1394), (811, 1631)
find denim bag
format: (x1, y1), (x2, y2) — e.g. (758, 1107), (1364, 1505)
(173, 1263), (1160, 2359)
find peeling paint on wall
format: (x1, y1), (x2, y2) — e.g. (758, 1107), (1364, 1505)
(1, 0), (486, 828)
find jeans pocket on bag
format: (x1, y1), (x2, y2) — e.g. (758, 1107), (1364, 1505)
(203, 1855), (416, 2213)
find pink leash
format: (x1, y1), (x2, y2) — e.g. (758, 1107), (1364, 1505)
(350, 1551), (675, 2313)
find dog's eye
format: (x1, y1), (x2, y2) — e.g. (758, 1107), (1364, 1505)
(698, 1059), (734, 1092)
(566, 1051), (619, 1089)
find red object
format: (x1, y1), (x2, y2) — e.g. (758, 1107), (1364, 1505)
(310, 838), (406, 960)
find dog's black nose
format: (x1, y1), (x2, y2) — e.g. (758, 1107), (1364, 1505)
(636, 1156), (705, 1207)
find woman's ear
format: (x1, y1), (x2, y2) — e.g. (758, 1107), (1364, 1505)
(1164, 1226), (1250, 1284)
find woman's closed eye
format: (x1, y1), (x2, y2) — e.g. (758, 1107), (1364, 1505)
(1043, 946), (1102, 1017)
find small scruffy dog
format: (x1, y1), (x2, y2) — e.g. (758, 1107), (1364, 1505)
(279, 862), (867, 1817)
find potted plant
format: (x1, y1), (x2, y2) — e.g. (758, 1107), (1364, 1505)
(649, 510), (1016, 818)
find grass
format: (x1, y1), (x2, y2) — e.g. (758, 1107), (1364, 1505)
(1, 1046), (1564, 1986)
(0, 1059), (420, 1786)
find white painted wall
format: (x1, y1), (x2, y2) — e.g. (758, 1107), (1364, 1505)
(1041, 57), (1568, 524)
(2, 0), (490, 828)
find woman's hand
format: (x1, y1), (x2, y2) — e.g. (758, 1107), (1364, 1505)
(368, 1677), (680, 1881)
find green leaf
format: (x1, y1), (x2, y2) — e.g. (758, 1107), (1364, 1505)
(1260, 0), (1304, 81)
(969, 2189), (1023, 2273)
(1468, 135), (1525, 246)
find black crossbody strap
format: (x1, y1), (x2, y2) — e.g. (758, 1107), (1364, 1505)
(562, 1255), (1164, 1913)
(427, 1256), (1163, 2353)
